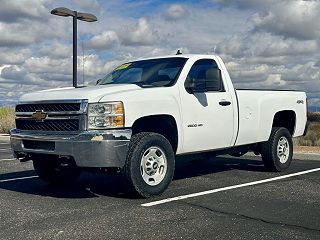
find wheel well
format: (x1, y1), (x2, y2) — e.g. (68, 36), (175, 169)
(272, 110), (296, 135)
(132, 115), (178, 153)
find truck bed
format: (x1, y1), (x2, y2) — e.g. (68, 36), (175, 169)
(234, 89), (307, 146)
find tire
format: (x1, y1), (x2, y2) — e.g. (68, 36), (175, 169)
(33, 156), (81, 185)
(261, 127), (293, 172)
(122, 132), (175, 198)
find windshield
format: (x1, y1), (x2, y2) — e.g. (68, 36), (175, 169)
(98, 57), (187, 87)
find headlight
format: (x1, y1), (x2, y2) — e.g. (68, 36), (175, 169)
(88, 102), (124, 129)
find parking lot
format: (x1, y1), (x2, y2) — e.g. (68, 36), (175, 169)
(0, 135), (319, 240)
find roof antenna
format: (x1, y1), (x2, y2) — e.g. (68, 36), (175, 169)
(176, 49), (182, 55)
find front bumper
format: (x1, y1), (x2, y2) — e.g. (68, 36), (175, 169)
(10, 128), (132, 168)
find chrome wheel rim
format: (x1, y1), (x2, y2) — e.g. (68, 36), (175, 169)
(277, 136), (290, 163)
(140, 147), (167, 186)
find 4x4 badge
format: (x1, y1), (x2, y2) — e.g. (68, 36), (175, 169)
(32, 110), (47, 122)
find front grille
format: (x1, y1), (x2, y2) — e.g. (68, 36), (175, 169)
(16, 103), (81, 113)
(16, 119), (80, 132)
(15, 101), (87, 132)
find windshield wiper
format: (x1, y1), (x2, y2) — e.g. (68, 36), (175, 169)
(99, 82), (115, 85)
(131, 81), (154, 87)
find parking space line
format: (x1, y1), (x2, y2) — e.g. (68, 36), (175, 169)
(0, 176), (38, 183)
(141, 168), (320, 207)
(0, 158), (16, 162)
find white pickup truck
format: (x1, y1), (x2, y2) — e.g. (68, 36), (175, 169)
(10, 54), (308, 197)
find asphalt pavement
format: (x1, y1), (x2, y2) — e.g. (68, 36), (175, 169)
(0, 135), (319, 240)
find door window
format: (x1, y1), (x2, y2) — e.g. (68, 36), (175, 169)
(185, 59), (223, 92)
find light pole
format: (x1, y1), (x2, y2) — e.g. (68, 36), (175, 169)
(51, 7), (97, 88)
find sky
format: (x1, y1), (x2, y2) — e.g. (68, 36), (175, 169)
(0, 0), (319, 108)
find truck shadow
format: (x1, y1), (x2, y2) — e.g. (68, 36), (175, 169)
(0, 156), (266, 199)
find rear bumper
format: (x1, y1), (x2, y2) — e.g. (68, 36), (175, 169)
(10, 128), (132, 168)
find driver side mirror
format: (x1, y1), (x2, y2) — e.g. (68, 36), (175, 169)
(96, 79), (102, 85)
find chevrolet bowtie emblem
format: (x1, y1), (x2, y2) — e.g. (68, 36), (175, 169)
(32, 110), (47, 122)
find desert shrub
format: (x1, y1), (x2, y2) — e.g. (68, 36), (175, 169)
(0, 107), (15, 134)
(308, 112), (320, 122)
(294, 122), (320, 146)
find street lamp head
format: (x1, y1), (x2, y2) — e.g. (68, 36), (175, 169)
(77, 12), (97, 22)
(51, 7), (75, 17)
(51, 7), (98, 22)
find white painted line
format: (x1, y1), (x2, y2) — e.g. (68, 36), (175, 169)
(0, 175), (38, 183)
(142, 168), (320, 207)
(0, 158), (15, 162)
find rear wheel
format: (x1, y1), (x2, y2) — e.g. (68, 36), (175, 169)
(122, 132), (175, 198)
(33, 156), (81, 185)
(261, 127), (293, 172)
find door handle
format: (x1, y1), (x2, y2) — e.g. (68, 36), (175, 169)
(219, 100), (231, 106)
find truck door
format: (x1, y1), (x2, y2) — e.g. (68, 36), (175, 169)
(180, 58), (234, 153)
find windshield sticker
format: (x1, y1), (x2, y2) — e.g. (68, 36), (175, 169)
(115, 63), (131, 71)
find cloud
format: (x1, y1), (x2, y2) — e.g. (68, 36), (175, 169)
(0, 0), (47, 23)
(262, 74), (286, 87)
(0, 48), (32, 64)
(0, 17), (69, 48)
(215, 0), (320, 40)
(163, 4), (188, 21)
(216, 32), (318, 59)
(40, 42), (72, 59)
(120, 18), (159, 46)
(0, 65), (27, 80)
(0, 23), (36, 47)
(24, 56), (72, 75)
(73, 0), (100, 9)
(0, 0), (319, 108)
(87, 31), (119, 50)
(252, 1), (320, 40)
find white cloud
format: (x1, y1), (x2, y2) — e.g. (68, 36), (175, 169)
(24, 57), (68, 74)
(40, 42), (72, 59)
(0, 0), (47, 23)
(0, 48), (31, 64)
(163, 4), (188, 21)
(120, 18), (159, 46)
(215, 0), (320, 40)
(73, 0), (100, 9)
(88, 31), (119, 50)
(0, 23), (36, 47)
(0, 65), (27, 80)
(262, 74), (286, 87)
(0, 0), (319, 108)
(252, 1), (320, 40)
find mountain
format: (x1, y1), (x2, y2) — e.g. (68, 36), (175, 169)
(308, 106), (320, 112)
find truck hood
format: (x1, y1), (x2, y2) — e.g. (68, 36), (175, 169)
(19, 84), (142, 103)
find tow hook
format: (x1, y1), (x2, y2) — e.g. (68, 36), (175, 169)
(17, 152), (31, 162)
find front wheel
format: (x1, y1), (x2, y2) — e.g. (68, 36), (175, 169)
(261, 127), (293, 172)
(122, 132), (175, 198)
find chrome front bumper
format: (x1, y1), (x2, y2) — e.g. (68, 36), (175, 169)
(10, 128), (132, 168)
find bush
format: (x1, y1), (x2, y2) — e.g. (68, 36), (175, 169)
(0, 107), (15, 134)
(308, 112), (320, 122)
(294, 122), (320, 146)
